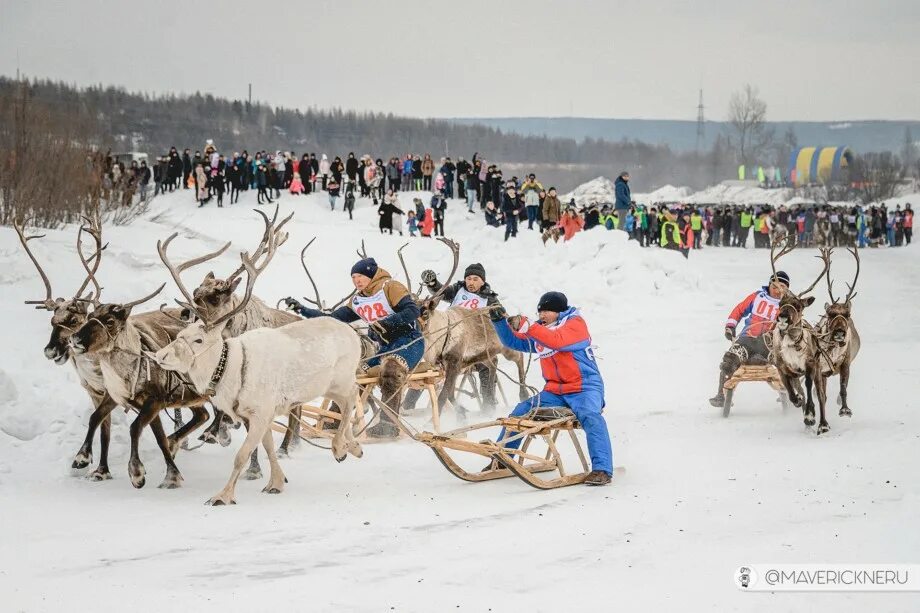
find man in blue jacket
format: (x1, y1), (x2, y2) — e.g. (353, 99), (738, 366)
(487, 291), (613, 485)
(614, 171), (631, 232)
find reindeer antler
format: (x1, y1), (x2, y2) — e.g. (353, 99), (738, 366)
(122, 283), (167, 311)
(769, 234), (796, 285)
(797, 246), (832, 298)
(157, 233), (232, 320)
(397, 242), (413, 294)
(300, 237), (324, 308)
(228, 204), (292, 283)
(13, 221), (56, 310)
(206, 224), (284, 330)
(843, 246), (860, 303)
(821, 248), (838, 303)
(356, 239), (368, 259)
(427, 237), (461, 305)
(74, 217), (108, 305)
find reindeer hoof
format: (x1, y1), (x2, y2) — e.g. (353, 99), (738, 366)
(262, 486), (282, 494)
(792, 396), (804, 408)
(198, 431), (218, 444)
(87, 468), (112, 481)
(803, 415), (816, 427)
(71, 451), (92, 470)
(129, 461), (146, 489)
(217, 428), (232, 447)
(839, 407), (852, 417)
(158, 473), (183, 489)
(348, 442), (364, 459)
(242, 467), (262, 481)
(334, 452), (347, 463)
(277, 447), (290, 459)
(817, 424), (830, 435)
(206, 497), (236, 506)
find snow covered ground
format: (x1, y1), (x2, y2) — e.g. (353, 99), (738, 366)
(1, 187), (918, 612)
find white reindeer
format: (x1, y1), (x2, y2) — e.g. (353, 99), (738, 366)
(151, 235), (363, 505)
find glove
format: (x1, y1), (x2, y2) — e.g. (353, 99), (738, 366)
(284, 297), (304, 312)
(420, 269), (438, 287)
(368, 319), (390, 344)
(514, 316), (531, 334)
(486, 294), (507, 322)
(724, 326), (736, 341)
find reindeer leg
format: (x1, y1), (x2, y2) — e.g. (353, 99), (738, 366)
(278, 405), (302, 457)
(88, 410), (114, 481)
(127, 400), (160, 488)
(208, 412), (266, 505)
(165, 405), (210, 458)
(73, 394), (116, 471)
(241, 418), (263, 480)
(260, 425), (287, 494)
(838, 361), (852, 417)
(199, 407), (228, 445)
(329, 391), (361, 461)
(438, 360), (464, 421)
(150, 415), (184, 489)
(813, 369), (830, 435)
(803, 373), (816, 426)
(173, 408), (188, 450)
(781, 374), (803, 408)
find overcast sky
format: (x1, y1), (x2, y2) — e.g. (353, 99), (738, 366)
(2, 0), (918, 122)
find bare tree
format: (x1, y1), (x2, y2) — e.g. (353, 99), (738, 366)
(851, 152), (905, 203)
(728, 84), (774, 169)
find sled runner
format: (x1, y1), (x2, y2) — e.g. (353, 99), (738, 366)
(721, 364), (791, 417)
(418, 407), (617, 490)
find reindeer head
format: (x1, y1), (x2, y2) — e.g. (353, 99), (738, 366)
(153, 208), (289, 378)
(69, 284), (166, 355)
(14, 219), (106, 364)
(188, 271), (242, 322)
(823, 247), (859, 345)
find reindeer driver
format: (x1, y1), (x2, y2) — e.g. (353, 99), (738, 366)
(415, 263), (500, 411)
(709, 271), (790, 407)
(284, 257), (422, 438)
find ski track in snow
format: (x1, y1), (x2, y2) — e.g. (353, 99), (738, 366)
(1, 189), (918, 612)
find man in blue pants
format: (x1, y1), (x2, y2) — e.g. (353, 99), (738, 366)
(487, 291), (614, 485)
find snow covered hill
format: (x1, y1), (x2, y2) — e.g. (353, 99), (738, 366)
(1, 187), (918, 612)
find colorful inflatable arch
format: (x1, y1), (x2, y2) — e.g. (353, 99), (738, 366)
(788, 146), (853, 186)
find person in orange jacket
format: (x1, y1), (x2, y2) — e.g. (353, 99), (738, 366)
(557, 207), (585, 242)
(679, 210), (694, 258)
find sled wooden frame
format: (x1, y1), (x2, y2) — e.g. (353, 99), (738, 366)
(721, 364), (790, 418)
(272, 365), (447, 442)
(416, 407), (593, 490)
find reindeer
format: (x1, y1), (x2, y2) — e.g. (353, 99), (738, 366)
(806, 247), (861, 431)
(13, 217), (124, 480)
(768, 237), (831, 431)
(68, 274), (211, 488)
(397, 239), (529, 416)
(150, 228), (363, 505)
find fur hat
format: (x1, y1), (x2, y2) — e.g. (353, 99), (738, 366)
(537, 291), (568, 313)
(463, 263), (486, 281)
(350, 258), (378, 279)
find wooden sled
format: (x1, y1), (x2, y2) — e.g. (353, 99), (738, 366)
(721, 364), (790, 418)
(417, 407), (600, 490)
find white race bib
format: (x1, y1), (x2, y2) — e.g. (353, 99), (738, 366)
(450, 288), (483, 310)
(351, 288), (395, 323)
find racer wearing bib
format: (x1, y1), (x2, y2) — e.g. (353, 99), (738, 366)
(415, 263), (500, 412)
(488, 290), (613, 486)
(709, 271), (790, 407)
(284, 257), (422, 438)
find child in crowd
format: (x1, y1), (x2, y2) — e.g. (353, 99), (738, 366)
(407, 210), (418, 236)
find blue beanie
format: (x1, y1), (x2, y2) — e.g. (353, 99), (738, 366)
(537, 291), (568, 313)
(350, 257), (378, 279)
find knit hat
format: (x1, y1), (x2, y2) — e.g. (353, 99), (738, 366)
(463, 263), (486, 281)
(537, 291), (568, 313)
(350, 258), (378, 279)
(770, 270), (790, 287)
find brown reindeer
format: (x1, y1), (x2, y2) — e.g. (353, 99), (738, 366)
(399, 239), (529, 417)
(806, 247), (861, 431)
(68, 272), (211, 488)
(769, 238), (831, 431)
(13, 217), (126, 480)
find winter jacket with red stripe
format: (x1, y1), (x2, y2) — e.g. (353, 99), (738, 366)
(493, 307), (604, 395)
(726, 286), (780, 338)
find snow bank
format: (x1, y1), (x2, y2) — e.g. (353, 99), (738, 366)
(0, 186), (918, 612)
